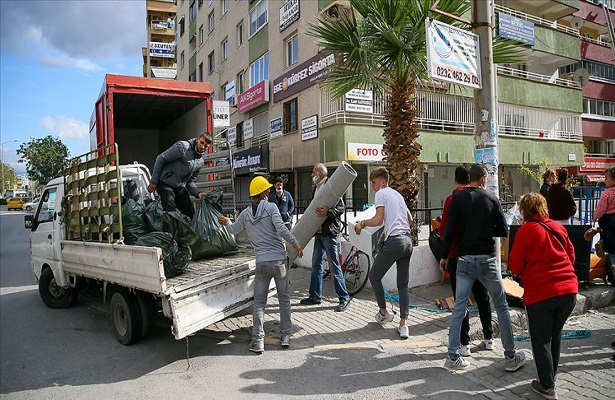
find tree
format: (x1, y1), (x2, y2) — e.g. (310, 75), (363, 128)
(1, 162), (17, 193)
(17, 136), (70, 185)
(308, 0), (522, 242)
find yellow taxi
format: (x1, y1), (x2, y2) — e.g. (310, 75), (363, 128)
(6, 197), (29, 211)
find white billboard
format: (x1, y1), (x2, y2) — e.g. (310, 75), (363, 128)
(426, 19), (481, 89)
(212, 100), (230, 128)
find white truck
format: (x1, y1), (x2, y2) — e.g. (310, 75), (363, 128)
(25, 74), (262, 345)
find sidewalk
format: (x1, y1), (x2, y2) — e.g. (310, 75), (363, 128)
(202, 267), (615, 399)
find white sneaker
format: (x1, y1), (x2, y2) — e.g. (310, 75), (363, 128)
(459, 345), (471, 356)
(444, 355), (470, 370)
(483, 339), (494, 350)
(398, 325), (409, 339)
(374, 310), (395, 324)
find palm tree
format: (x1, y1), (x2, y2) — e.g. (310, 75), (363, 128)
(308, 0), (520, 242)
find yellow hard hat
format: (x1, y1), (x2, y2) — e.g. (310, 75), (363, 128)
(249, 176), (272, 197)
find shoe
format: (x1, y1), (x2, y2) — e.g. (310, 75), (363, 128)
(483, 339), (494, 350)
(248, 339), (264, 354)
(595, 239), (605, 258)
(505, 352), (526, 372)
(444, 355), (470, 370)
(300, 297), (321, 305)
(398, 325), (409, 339)
(374, 310), (395, 324)
(459, 345), (471, 357)
(336, 298), (351, 312)
(531, 379), (558, 400)
(280, 334), (290, 348)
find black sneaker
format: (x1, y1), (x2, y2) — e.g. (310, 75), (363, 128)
(336, 298), (351, 312)
(531, 379), (558, 400)
(300, 297), (321, 305)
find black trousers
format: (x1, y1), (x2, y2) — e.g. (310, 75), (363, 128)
(156, 182), (195, 232)
(526, 293), (576, 389)
(448, 257), (493, 345)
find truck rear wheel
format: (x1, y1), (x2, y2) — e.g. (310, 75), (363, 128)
(110, 291), (141, 345)
(135, 291), (156, 339)
(38, 268), (76, 309)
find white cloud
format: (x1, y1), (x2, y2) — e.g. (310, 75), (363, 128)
(41, 116), (89, 141)
(40, 54), (102, 71)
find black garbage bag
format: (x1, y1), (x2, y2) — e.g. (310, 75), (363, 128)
(135, 232), (190, 278)
(122, 199), (150, 245)
(163, 211), (198, 247)
(191, 189), (237, 260)
(144, 198), (164, 232)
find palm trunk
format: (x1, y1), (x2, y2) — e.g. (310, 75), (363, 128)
(382, 80), (422, 244)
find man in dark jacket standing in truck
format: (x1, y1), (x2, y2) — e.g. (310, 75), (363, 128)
(300, 163), (351, 312)
(148, 133), (211, 229)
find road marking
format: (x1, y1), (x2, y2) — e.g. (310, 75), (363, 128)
(0, 285), (37, 295)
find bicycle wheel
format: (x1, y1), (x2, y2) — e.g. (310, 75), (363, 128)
(344, 250), (371, 296)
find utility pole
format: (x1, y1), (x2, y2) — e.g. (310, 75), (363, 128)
(473, 0), (502, 264)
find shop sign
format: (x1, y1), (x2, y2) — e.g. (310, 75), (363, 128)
(345, 89), (373, 113)
(237, 80), (269, 114)
(301, 115), (318, 141)
(498, 13), (535, 46)
(212, 100), (230, 128)
(227, 126), (236, 146)
(150, 67), (177, 79)
(347, 142), (386, 161)
(270, 117), (283, 138)
(579, 157), (615, 172)
(280, 0), (300, 32)
(233, 143), (269, 175)
(149, 41), (175, 58)
(273, 51), (336, 102)
(243, 119), (254, 139)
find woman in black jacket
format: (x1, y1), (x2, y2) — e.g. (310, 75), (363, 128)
(547, 168), (576, 225)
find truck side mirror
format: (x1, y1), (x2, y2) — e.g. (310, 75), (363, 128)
(24, 215), (34, 230)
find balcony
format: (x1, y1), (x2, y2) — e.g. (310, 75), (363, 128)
(497, 65), (580, 88)
(580, 36), (615, 63)
(495, 4), (580, 37)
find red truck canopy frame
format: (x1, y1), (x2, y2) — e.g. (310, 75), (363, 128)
(93, 74), (213, 151)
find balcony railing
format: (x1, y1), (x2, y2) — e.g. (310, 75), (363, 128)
(581, 36), (612, 47)
(320, 88), (582, 142)
(496, 66), (581, 89)
(494, 4), (580, 37)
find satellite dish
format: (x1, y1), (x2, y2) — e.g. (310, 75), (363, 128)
(573, 68), (590, 87)
(571, 16), (583, 30)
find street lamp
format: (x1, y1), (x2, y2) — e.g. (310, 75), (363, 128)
(1, 139), (19, 197)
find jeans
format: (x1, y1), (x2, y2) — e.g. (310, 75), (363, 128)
(310, 234), (350, 302)
(448, 255), (516, 359)
(252, 260), (291, 340)
(526, 294), (576, 389)
(369, 234), (413, 319)
(448, 257), (493, 344)
(156, 182), (195, 232)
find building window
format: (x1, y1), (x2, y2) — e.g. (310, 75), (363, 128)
(283, 98), (298, 133)
(236, 122), (244, 149)
(179, 16), (185, 36)
(208, 51), (215, 74)
(221, 37), (228, 61)
(221, 83), (227, 100)
(249, 0), (267, 37)
(189, 72), (196, 82)
(208, 11), (215, 33)
(237, 70), (245, 93)
(199, 24), (204, 45)
(250, 52), (269, 86)
(222, 0), (228, 15)
(584, 98), (615, 117)
(198, 0), (203, 7)
(286, 33), (298, 67)
(198, 62), (204, 82)
(180, 51), (185, 68)
(189, 1), (197, 23)
(237, 21), (244, 47)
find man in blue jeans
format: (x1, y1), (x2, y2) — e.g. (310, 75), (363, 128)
(440, 163), (526, 371)
(300, 163), (351, 312)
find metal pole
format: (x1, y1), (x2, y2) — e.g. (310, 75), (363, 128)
(473, 0), (502, 264)
(146, 13), (151, 78)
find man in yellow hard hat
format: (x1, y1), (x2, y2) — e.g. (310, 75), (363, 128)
(219, 176), (303, 354)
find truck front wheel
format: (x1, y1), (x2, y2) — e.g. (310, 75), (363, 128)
(110, 291), (140, 345)
(38, 268), (76, 309)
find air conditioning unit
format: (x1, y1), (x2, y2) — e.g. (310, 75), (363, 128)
(326, 4), (348, 19)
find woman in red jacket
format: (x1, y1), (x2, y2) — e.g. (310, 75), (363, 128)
(509, 193), (578, 400)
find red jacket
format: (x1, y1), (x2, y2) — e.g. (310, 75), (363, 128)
(508, 215), (578, 306)
(439, 186), (466, 259)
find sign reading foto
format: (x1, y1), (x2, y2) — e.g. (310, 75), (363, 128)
(347, 143), (386, 162)
(301, 115), (318, 141)
(212, 100), (230, 128)
(426, 19), (481, 89)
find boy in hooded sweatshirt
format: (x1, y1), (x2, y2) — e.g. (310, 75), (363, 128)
(219, 176), (303, 354)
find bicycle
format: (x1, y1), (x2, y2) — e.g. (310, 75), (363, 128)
(322, 240), (371, 296)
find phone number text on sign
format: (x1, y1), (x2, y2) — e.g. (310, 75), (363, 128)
(434, 66), (480, 87)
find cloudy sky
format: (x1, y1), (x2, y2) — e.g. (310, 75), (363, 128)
(0, 0), (146, 174)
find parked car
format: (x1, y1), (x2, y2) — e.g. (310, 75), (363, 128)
(23, 198), (39, 212)
(7, 197), (30, 211)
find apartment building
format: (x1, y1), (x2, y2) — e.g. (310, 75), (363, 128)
(143, 0), (178, 79)
(562, 0), (615, 183)
(175, 0), (586, 212)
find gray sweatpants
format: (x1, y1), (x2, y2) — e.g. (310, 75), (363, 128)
(252, 260), (291, 340)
